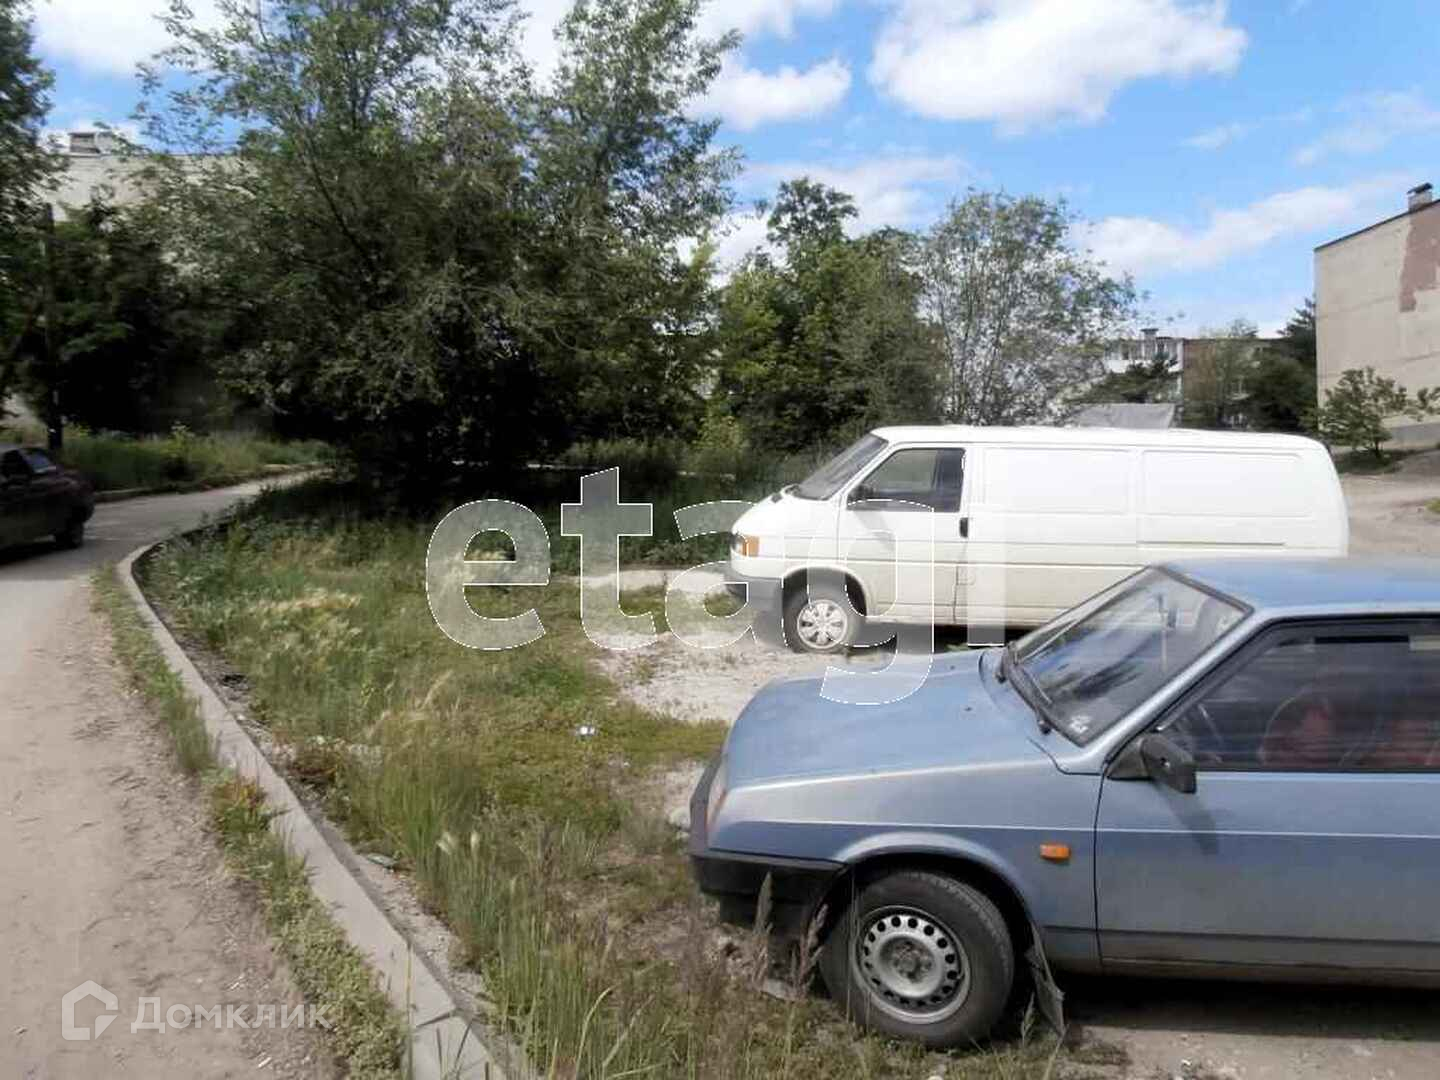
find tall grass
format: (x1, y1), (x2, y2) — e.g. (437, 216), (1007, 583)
(138, 479), (1064, 1079)
(93, 565), (405, 1078)
(2, 424), (327, 492)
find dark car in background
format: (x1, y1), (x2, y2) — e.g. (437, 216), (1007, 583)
(0, 445), (94, 551)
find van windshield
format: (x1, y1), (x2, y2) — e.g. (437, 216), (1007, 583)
(1009, 568), (1246, 744)
(793, 435), (887, 500)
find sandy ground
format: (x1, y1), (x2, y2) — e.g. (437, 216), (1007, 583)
(0, 482), (336, 1079)
(600, 462), (1440, 1080)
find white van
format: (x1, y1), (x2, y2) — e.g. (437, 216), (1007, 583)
(728, 425), (1349, 653)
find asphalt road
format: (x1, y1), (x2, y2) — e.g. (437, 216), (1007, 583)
(0, 482), (333, 1079)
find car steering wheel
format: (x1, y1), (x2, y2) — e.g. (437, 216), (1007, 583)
(1167, 702), (1227, 765)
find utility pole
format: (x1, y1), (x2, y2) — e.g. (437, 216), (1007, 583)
(39, 202), (61, 454)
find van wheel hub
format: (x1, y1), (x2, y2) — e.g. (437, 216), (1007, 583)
(796, 599), (849, 649)
(854, 907), (969, 1022)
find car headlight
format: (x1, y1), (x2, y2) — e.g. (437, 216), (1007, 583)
(706, 760), (729, 832)
(731, 534), (761, 558)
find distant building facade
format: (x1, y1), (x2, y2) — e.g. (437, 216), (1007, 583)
(47, 131), (153, 219)
(1101, 327), (1273, 428)
(1316, 183), (1440, 448)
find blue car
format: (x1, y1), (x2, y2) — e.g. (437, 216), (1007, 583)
(690, 557), (1440, 1047)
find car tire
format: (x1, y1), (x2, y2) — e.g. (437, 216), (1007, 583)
(820, 870), (1013, 1049)
(783, 578), (861, 654)
(56, 519), (85, 550)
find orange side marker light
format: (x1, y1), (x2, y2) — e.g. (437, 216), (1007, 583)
(1039, 843), (1071, 863)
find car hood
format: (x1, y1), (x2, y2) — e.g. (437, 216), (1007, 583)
(722, 651), (1052, 787)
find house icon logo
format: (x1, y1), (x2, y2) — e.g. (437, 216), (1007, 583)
(61, 981), (119, 1042)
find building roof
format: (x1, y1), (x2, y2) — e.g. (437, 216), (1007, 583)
(1315, 193), (1440, 252)
(1069, 403), (1178, 429)
(1167, 557), (1440, 613)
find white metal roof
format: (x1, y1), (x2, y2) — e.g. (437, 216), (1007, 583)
(870, 424), (1325, 451)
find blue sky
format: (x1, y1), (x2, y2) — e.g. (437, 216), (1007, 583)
(31, 0), (1440, 335)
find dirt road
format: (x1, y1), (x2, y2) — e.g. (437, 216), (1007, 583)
(1, 483), (334, 1079)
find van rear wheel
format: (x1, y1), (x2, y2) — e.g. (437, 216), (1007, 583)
(820, 869), (1013, 1048)
(784, 580), (860, 654)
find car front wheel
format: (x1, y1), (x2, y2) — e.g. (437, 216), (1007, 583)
(56, 518), (85, 550)
(820, 869), (1013, 1048)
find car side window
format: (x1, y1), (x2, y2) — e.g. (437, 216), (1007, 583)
(854, 448), (964, 512)
(2, 451), (30, 480)
(19, 449), (56, 474)
(1159, 621), (1440, 772)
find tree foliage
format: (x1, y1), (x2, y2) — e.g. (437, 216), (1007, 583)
(1245, 299), (1317, 432)
(1312, 366), (1440, 461)
(919, 191), (1137, 426)
(1072, 350), (1178, 408)
(9, 201), (230, 433)
(139, 0), (736, 474)
(1181, 319), (1260, 430)
(0, 0), (58, 397)
(714, 180), (944, 452)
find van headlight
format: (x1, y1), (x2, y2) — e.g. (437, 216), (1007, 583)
(731, 534), (761, 558)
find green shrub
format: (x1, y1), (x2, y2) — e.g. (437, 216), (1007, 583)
(55, 428), (328, 492)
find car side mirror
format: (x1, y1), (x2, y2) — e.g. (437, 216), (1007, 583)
(1140, 733), (1197, 794)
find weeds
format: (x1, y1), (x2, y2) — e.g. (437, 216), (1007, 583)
(51, 426), (326, 492)
(137, 480), (1067, 1079)
(93, 563), (406, 1079)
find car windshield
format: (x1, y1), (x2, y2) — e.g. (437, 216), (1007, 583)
(793, 434), (887, 500)
(1011, 568), (1246, 744)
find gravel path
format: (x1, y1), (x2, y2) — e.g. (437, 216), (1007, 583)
(1, 482), (336, 1079)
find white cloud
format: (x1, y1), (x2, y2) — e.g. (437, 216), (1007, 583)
(518, 0), (842, 84)
(1079, 176), (1403, 278)
(697, 0), (842, 41)
(702, 58), (851, 131)
(1182, 120), (1256, 151)
(1294, 90), (1440, 165)
(34, 0), (222, 75)
(869, 0), (1247, 130)
(746, 154), (969, 233)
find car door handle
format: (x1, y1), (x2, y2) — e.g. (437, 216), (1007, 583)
(959, 516), (969, 538)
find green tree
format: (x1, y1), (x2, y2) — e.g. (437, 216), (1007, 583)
(0, 0), (59, 401)
(1182, 319), (1259, 430)
(9, 200), (228, 433)
(1312, 367), (1440, 461)
(1072, 349), (1178, 408)
(1246, 299), (1317, 432)
(920, 191), (1137, 425)
(141, 0), (735, 476)
(714, 181), (944, 452)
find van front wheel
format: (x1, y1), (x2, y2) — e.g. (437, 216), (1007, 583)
(784, 580), (860, 654)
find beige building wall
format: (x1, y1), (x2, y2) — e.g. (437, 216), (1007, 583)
(1316, 194), (1440, 448)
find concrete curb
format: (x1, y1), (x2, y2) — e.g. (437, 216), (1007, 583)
(119, 542), (513, 1080)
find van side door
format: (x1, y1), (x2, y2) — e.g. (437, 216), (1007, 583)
(837, 446), (967, 625)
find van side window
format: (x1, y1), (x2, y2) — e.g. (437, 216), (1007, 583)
(854, 449), (964, 513)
